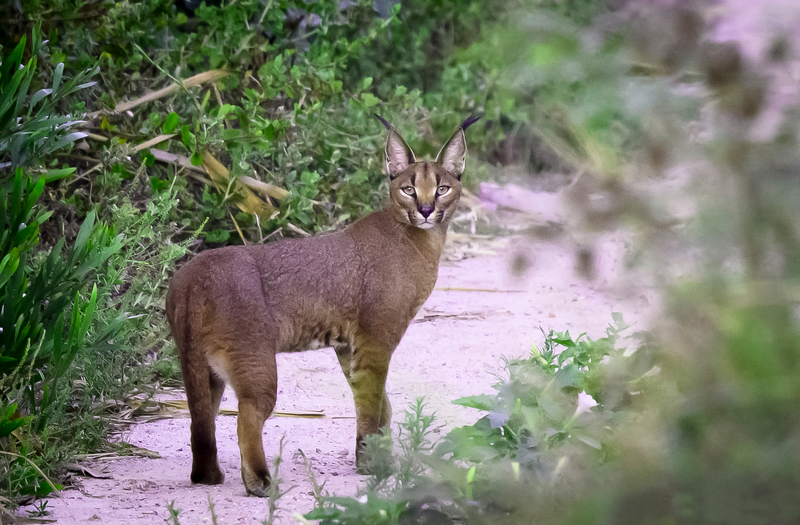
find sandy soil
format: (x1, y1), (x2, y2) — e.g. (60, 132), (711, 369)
(34, 184), (651, 525)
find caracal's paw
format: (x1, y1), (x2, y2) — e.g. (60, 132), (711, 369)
(190, 462), (225, 485)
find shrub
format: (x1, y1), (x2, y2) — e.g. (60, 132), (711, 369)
(0, 169), (122, 501)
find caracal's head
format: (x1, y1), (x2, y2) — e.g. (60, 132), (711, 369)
(376, 114), (480, 230)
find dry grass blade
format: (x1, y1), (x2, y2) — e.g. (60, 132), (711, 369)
(85, 133), (108, 142)
(230, 211), (248, 245)
(150, 149), (206, 174)
(434, 287), (525, 292)
(201, 150), (282, 217)
(240, 174), (290, 200)
(285, 222), (310, 237)
(0, 507), (57, 523)
(159, 399), (326, 418)
(87, 70), (231, 119)
(0, 451), (60, 497)
(412, 304), (511, 323)
(413, 311), (490, 323)
(63, 463), (113, 480)
(120, 444), (161, 459)
(133, 133), (177, 153)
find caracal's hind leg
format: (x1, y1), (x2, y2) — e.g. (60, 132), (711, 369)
(209, 370), (225, 417)
(228, 343), (279, 497)
(181, 357), (226, 485)
(336, 336), (393, 472)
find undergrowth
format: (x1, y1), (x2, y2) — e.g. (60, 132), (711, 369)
(1, 0), (605, 512)
(304, 315), (651, 524)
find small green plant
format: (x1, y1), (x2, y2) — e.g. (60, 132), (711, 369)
(263, 436), (295, 525)
(166, 500), (182, 524)
(303, 399), (451, 524)
(437, 314), (651, 470)
(304, 317), (656, 524)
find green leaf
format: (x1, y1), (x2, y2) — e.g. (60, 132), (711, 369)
(555, 363), (581, 389)
(68, 211), (96, 268)
(552, 331), (576, 347)
(217, 104), (235, 119)
(452, 394), (495, 411)
(29, 88), (52, 109)
(0, 35), (25, 87)
(262, 123), (276, 141)
(14, 58), (37, 122)
(42, 168), (76, 184)
(52, 312), (65, 370)
(48, 131), (88, 153)
(0, 249), (20, 288)
(190, 151), (203, 166)
(142, 151), (156, 167)
(51, 62), (64, 93)
(538, 393), (565, 421)
(0, 402), (31, 438)
(0, 66), (28, 124)
(362, 93), (380, 108)
(257, 63), (271, 83)
(205, 229), (230, 243)
(180, 125), (195, 150)
(163, 112), (180, 134)
(222, 128), (244, 141)
(150, 176), (169, 192)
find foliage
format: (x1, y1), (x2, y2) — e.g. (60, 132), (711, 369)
(439, 314), (651, 469)
(0, 169), (122, 500)
(304, 315), (654, 524)
(77, 180), (192, 399)
(304, 399), (444, 524)
(0, 21), (189, 509)
(0, 28), (97, 170)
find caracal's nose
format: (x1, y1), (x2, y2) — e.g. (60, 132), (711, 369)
(418, 204), (435, 218)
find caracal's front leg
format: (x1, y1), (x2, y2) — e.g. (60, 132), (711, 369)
(337, 335), (393, 472)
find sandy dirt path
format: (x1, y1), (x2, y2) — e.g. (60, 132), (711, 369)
(39, 189), (649, 524)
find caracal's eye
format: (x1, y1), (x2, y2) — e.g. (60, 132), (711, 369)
(402, 187), (416, 196)
(436, 186), (450, 196)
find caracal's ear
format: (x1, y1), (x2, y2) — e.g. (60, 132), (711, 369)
(374, 114), (416, 179)
(435, 113), (482, 179)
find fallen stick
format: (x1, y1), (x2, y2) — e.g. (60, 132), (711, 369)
(87, 69), (231, 119)
(159, 400), (326, 419)
(434, 287), (526, 293)
(149, 148), (205, 174)
(133, 133), (177, 152)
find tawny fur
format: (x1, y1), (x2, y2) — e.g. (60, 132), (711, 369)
(166, 115), (478, 497)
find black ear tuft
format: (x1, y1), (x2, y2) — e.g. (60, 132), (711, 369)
(459, 113), (482, 131)
(374, 113), (393, 131)
(435, 114), (480, 178)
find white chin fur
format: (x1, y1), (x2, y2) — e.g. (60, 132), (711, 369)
(416, 222), (435, 230)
